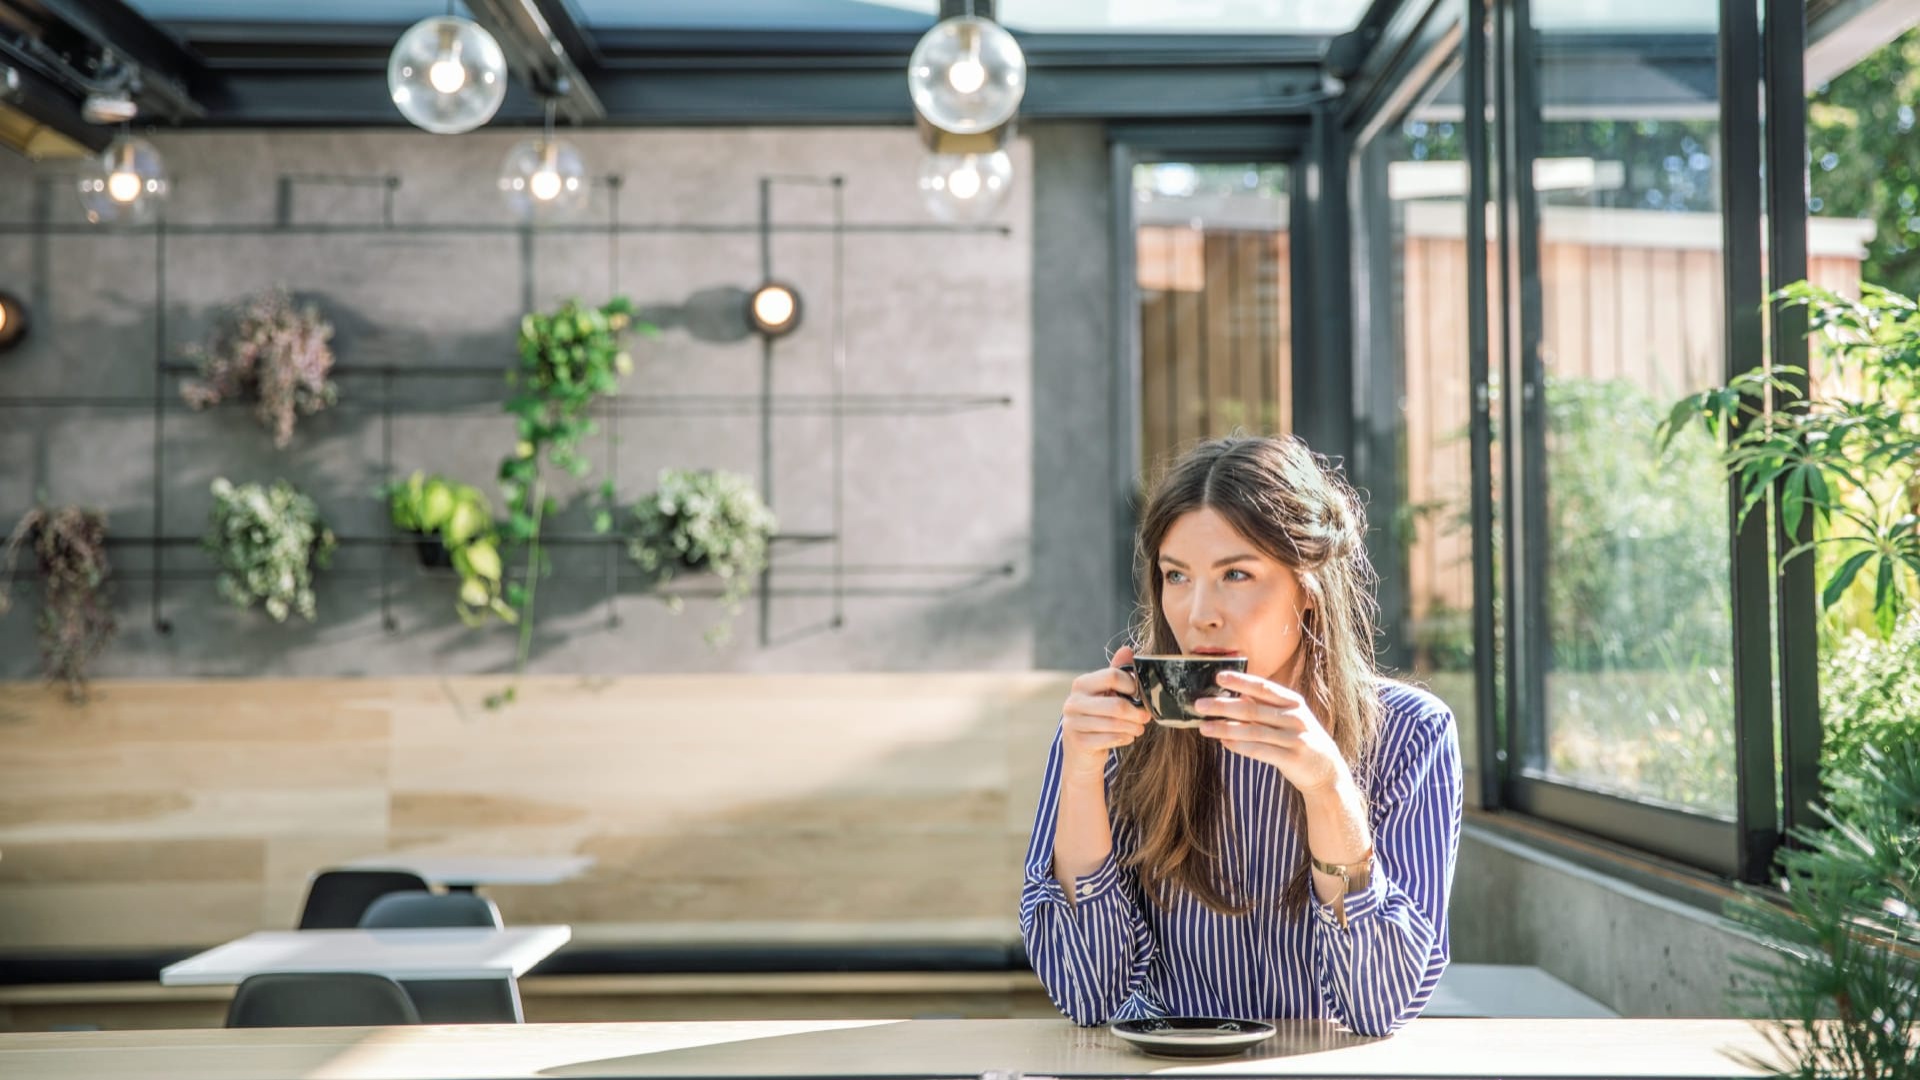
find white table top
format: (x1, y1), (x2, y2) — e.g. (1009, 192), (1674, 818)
(0, 1018), (1798, 1079)
(159, 926), (572, 986)
(343, 855), (596, 887)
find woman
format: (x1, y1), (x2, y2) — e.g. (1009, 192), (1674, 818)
(1020, 435), (1462, 1037)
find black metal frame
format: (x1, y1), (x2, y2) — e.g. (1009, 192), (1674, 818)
(1105, 120), (1317, 607)
(1336, 0), (1812, 876)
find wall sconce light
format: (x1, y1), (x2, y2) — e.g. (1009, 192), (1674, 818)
(0, 291), (29, 352)
(747, 282), (802, 338)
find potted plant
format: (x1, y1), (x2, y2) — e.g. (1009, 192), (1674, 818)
(1725, 736), (1919, 1079)
(383, 470), (515, 626)
(489, 296), (647, 707)
(204, 477), (335, 622)
(179, 288), (339, 449)
(0, 505), (116, 702)
(627, 467), (778, 646)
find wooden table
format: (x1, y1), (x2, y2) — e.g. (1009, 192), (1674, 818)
(0, 1017), (1792, 1078)
(343, 856), (596, 893)
(159, 926), (572, 985)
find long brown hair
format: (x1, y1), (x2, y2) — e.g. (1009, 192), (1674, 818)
(1111, 435), (1384, 917)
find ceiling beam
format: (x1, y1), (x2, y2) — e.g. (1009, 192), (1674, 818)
(25, 0), (209, 120)
(464, 0), (603, 124)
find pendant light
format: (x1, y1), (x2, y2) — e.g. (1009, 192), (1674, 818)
(499, 98), (589, 220)
(907, 9), (1026, 135)
(388, 9), (508, 134)
(918, 149), (1012, 223)
(76, 131), (168, 225)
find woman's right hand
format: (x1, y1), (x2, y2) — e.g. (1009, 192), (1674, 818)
(1059, 645), (1151, 780)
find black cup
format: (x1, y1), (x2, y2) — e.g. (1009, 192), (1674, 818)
(1120, 654), (1249, 728)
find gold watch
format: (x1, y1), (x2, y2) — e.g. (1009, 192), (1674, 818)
(1310, 847), (1373, 929)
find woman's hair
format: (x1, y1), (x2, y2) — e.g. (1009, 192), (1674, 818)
(1112, 434), (1384, 917)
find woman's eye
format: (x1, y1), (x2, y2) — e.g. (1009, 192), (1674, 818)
(1163, 569), (1187, 585)
(1225, 569), (1251, 582)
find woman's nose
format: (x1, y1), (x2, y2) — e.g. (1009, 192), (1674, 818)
(1185, 586), (1225, 630)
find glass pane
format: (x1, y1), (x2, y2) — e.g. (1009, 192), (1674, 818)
(575, 0), (1371, 34)
(127, 0), (455, 22)
(1370, 69), (1481, 783)
(1529, 1), (1736, 816)
(1132, 162), (1292, 470)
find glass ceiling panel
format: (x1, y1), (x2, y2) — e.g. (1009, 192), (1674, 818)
(574, 0), (1371, 35)
(126, 0), (459, 23)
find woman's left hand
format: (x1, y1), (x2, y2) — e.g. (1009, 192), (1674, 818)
(1195, 671), (1349, 795)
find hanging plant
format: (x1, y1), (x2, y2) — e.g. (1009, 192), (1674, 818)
(0, 505), (116, 702)
(627, 468), (777, 647)
(383, 471), (514, 626)
(490, 296), (650, 707)
(180, 288), (339, 449)
(205, 477), (335, 622)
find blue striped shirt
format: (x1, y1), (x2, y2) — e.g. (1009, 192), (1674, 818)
(1019, 680), (1462, 1037)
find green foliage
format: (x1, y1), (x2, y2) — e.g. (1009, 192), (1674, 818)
(1809, 26), (1920, 298)
(627, 468), (778, 647)
(1725, 738), (1920, 1080)
(204, 478), (334, 623)
(0, 505), (115, 702)
(1548, 375), (1732, 672)
(383, 471), (514, 627)
(488, 296), (649, 709)
(1819, 615), (1920, 780)
(1661, 281), (1920, 641)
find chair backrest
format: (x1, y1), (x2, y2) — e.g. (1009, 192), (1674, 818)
(358, 891), (504, 930)
(225, 972), (421, 1028)
(296, 869), (432, 930)
(398, 977), (525, 1023)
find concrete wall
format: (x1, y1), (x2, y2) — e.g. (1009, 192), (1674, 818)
(1451, 826), (1774, 1017)
(0, 124), (1127, 679)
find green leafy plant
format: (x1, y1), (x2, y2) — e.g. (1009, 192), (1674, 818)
(1660, 281), (1920, 640)
(0, 505), (115, 702)
(179, 288), (339, 449)
(205, 477), (335, 622)
(1817, 613), (1920, 781)
(490, 297), (647, 707)
(627, 467), (778, 646)
(383, 471), (514, 626)
(1725, 737), (1920, 1080)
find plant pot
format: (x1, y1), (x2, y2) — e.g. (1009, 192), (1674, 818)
(414, 537), (453, 569)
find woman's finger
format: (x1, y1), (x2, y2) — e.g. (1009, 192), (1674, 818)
(1192, 695), (1305, 730)
(1066, 691), (1149, 724)
(1197, 718), (1300, 746)
(1214, 670), (1306, 709)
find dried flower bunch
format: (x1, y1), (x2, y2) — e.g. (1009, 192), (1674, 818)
(0, 505), (116, 702)
(180, 288), (339, 448)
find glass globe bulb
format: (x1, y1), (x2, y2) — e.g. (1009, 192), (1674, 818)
(388, 15), (507, 135)
(908, 16), (1025, 135)
(77, 134), (168, 225)
(499, 137), (590, 220)
(918, 149), (1012, 224)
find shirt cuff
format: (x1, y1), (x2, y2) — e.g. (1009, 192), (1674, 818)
(1312, 870), (1386, 928)
(1028, 854), (1126, 908)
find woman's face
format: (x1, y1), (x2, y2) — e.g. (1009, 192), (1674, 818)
(1156, 506), (1313, 688)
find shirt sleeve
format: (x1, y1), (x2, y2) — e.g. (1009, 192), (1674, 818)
(1310, 702), (1464, 1037)
(1018, 725), (1157, 1026)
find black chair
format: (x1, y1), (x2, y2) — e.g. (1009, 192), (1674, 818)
(355, 889), (521, 1023)
(225, 972), (421, 1028)
(358, 891), (503, 930)
(296, 869), (432, 930)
